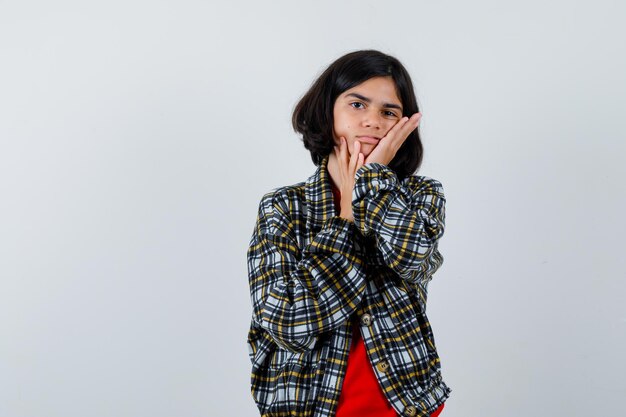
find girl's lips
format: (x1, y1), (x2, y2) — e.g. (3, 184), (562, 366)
(356, 136), (380, 144)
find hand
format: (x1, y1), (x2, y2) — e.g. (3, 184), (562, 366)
(332, 137), (364, 222)
(364, 112), (422, 166)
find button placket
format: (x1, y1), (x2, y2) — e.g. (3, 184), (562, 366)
(376, 360), (390, 373)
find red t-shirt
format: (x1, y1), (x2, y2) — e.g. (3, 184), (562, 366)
(330, 180), (445, 417)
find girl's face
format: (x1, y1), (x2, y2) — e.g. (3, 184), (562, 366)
(332, 76), (403, 157)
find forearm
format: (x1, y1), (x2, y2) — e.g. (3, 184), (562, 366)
(248, 197), (366, 352)
(352, 163), (446, 284)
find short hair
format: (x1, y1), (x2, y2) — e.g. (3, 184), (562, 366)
(292, 49), (423, 180)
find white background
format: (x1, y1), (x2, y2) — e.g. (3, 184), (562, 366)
(1, 1), (624, 416)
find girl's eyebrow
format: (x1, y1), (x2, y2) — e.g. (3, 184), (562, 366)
(345, 92), (403, 111)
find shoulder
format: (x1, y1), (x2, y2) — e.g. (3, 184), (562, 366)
(255, 180), (306, 221)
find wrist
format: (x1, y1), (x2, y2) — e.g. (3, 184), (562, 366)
(339, 209), (354, 222)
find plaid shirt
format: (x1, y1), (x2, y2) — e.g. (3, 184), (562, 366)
(247, 154), (450, 417)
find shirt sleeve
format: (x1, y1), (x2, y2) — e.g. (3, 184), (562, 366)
(247, 190), (367, 353)
(352, 162), (446, 285)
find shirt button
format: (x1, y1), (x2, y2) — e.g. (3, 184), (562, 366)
(403, 405), (417, 417)
(360, 313), (372, 326)
(376, 360), (390, 373)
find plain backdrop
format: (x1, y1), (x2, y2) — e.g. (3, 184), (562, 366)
(1, 1), (625, 416)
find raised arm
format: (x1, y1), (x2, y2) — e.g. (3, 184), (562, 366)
(352, 162), (446, 285)
(247, 190), (366, 353)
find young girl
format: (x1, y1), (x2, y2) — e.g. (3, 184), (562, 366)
(247, 50), (449, 417)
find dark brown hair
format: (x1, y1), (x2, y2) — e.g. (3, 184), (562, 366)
(292, 49), (423, 180)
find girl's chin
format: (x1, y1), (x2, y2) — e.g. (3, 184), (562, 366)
(349, 147), (375, 157)
(350, 141), (376, 151)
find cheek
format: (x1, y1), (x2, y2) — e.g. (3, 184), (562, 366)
(334, 122), (352, 138)
(383, 120), (398, 134)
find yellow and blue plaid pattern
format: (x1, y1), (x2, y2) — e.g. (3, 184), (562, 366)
(247, 155), (450, 417)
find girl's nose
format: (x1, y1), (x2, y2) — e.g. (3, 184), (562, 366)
(361, 111), (382, 128)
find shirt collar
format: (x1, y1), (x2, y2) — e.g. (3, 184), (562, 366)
(305, 154), (336, 230)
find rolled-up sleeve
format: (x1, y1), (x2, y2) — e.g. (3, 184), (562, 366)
(352, 163), (446, 285)
(247, 191), (366, 353)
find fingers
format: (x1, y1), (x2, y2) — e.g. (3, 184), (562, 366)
(414, 112), (422, 126)
(385, 112), (422, 144)
(388, 116), (410, 138)
(402, 112), (421, 134)
(356, 152), (364, 173)
(336, 137), (364, 178)
(409, 112), (422, 132)
(338, 137), (348, 165)
(349, 140), (360, 173)
(335, 137), (349, 177)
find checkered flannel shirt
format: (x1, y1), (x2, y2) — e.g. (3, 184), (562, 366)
(247, 154), (450, 417)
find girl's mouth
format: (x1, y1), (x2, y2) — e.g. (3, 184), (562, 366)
(356, 136), (380, 144)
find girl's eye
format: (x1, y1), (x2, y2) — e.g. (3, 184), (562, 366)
(383, 110), (398, 117)
(350, 102), (365, 109)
